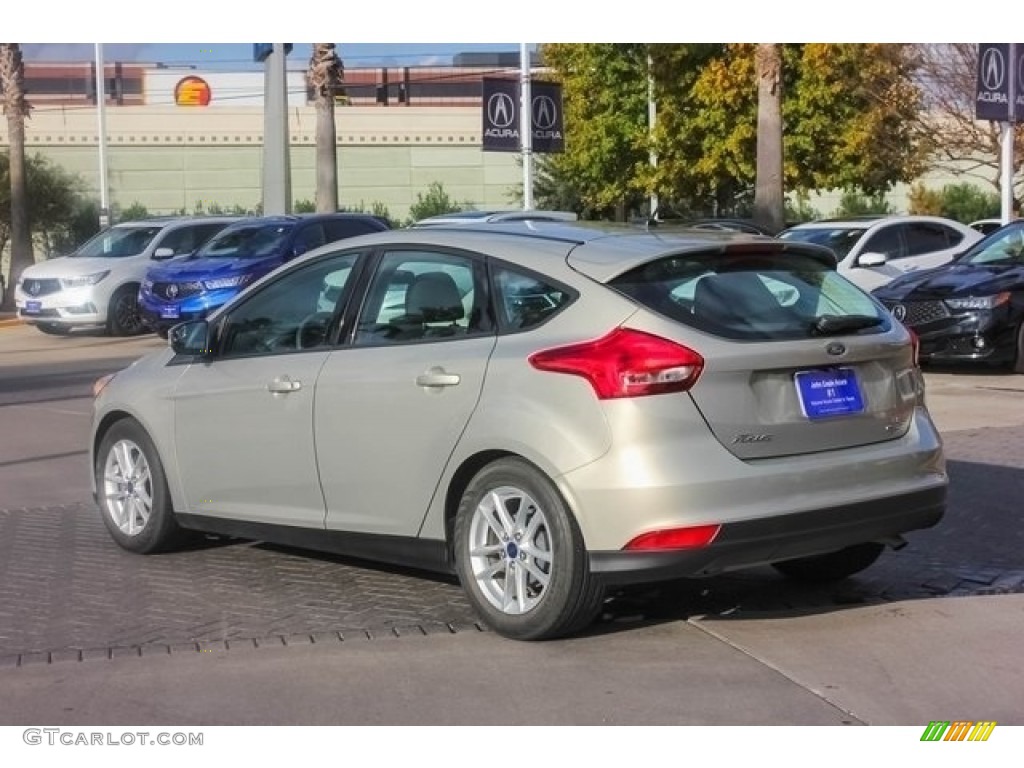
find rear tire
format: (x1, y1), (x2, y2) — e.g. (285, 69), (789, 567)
(106, 284), (146, 336)
(772, 542), (885, 583)
(453, 457), (604, 640)
(95, 419), (186, 554)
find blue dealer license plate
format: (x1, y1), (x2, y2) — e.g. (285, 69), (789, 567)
(160, 307), (180, 319)
(795, 369), (864, 420)
(25, 301), (42, 314)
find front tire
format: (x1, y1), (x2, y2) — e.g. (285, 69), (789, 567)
(772, 542), (885, 583)
(453, 457), (604, 640)
(95, 419), (185, 554)
(106, 284), (145, 336)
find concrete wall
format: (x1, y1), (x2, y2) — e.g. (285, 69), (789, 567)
(0, 104), (521, 222)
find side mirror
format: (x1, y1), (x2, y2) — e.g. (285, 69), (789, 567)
(152, 247), (176, 260)
(857, 252), (887, 268)
(169, 320), (213, 357)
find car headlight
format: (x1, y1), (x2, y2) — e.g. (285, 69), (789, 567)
(203, 274), (253, 290)
(944, 292), (1010, 310)
(60, 271), (110, 289)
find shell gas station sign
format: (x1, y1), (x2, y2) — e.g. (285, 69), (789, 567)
(174, 76), (212, 107)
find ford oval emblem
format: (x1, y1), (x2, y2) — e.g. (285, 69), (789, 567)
(826, 342), (846, 356)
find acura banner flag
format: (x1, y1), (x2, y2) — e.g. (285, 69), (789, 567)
(482, 78), (564, 153)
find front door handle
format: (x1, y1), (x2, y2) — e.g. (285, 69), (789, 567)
(416, 368), (461, 388)
(267, 375), (302, 393)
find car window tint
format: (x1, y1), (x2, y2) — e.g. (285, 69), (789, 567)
(157, 222), (229, 256)
(610, 250), (889, 341)
(493, 265), (574, 331)
(218, 252), (362, 358)
(293, 223), (327, 256)
(861, 225), (905, 259)
(325, 218), (384, 241)
(777, 227), (864, 260)
(354, 250), (491, 345)
(905, 223), (957, 255)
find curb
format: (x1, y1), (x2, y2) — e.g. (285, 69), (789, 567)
(0, 315), (24, 328)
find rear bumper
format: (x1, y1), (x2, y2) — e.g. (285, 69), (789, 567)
(589, 484), (945, 586)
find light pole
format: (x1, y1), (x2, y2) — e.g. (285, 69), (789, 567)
(94, 43), (110, 227)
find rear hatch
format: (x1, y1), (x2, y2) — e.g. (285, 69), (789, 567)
(600, 241), (922, 460)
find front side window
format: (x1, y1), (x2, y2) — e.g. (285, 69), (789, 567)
(860, 225), (906, 260)
(610, 250), (889, 341)
(218, 252), (362, 358)
(354, 250), (490, 345)
(73, 226), (163, 258)
(778, 227), (866, 260)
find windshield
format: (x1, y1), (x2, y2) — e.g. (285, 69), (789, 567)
(72, 226), (163, 258)
(195, 222), (295, 259)
(958, 221), (1024, 265)
(778, 227), (866, 260)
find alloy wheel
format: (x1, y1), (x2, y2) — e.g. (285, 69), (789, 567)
(102, 438), (154, 536)
(468, 485), (553, 615)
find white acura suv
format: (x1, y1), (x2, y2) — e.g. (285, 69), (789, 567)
(15, 216), (238, 336)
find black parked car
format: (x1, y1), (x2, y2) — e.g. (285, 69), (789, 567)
(873, 220), (1024, 372)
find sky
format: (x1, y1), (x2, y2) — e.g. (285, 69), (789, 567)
(20, 43), (528, 70)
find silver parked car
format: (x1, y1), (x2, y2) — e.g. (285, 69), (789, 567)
(90, 222), (947, 640)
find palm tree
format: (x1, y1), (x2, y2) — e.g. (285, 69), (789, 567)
(0, 43), (33, 311)
(753, 44), (785, 233)
(306, 44), (345, 213)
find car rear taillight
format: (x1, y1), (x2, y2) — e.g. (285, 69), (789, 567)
(623, 524), (721, 551)
(528, 328), (704, 399)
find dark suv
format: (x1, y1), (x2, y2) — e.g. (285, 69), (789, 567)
(139, 213), (390, 336)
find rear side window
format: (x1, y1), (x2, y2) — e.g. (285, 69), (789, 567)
(609, 251), (890, 341)
(494, 266), (574, 331)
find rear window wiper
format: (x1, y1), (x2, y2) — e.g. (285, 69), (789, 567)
(811, 314), (884, 336)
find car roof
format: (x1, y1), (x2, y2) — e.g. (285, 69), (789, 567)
(786, 214), (968, 230)
(303, 219), (836, 283)
(413, 210), (578, 226)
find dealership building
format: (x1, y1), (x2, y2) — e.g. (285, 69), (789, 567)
(0, 54), (530, 224)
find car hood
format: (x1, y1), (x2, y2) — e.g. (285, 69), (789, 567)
(21, 255), (139, 279)
(874, 262), (1024, 300)
(147, 256), (276, 282)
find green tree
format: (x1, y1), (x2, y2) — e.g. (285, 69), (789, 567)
(539, 44), (654, 220)
(541, 44), (926, 220)
(0, 153), (90, 258)
(0, 44), (32, 310)
(908, 182), (1000, 222)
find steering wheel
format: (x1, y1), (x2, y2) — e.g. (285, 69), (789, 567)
(295, 312), (335, 350)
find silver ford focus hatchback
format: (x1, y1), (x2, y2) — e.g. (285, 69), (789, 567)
(90, 222), (946, 640)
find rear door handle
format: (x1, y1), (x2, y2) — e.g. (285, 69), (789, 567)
(416, 369), (461, 388)
(267, 375), (302, 393)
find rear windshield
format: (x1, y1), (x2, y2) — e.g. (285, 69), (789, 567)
(609, 250), (891, 341)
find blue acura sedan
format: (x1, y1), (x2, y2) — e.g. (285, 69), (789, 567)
(139, 213), (389, 336)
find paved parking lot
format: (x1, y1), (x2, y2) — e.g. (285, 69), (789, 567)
(1, 324), (1022, 662)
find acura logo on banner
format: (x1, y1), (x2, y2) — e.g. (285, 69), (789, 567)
(482, 78), (564, 153)
(976, 43), (1024, 121)
(531, 81), (564, 153)
(482, 78), (521, 152)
